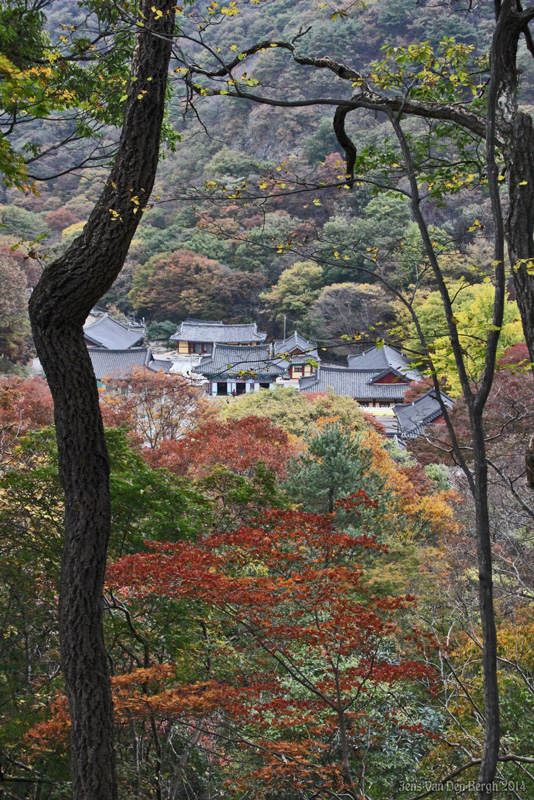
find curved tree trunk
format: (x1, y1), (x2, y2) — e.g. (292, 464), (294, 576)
(28, 2), (175, 797)
(489, 1), (534, 491)
(490, 2), (534, 364)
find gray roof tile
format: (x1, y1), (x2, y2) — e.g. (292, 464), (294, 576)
(147, 359), (173, 373)
(393, 390), (453, 437)
(84, 314), (145, 349)
(273, 331), (319, 363)
(347, 345), (420, 380)
(170, 319), (266, 343)
(192, 344), (288, 378)
(299, 365), (410, 401)
(89, 347), (152, 380)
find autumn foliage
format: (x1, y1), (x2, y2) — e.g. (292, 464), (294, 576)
(28, 505), (438, 797)
(144, 415), (293, 478)
(0, 376), (53, 463)
(0, 364), (473, 800)
(128, 249), (266, 322)
(407, 343), (534, 466)
(102, 506), (436, 798)
(99, 367), (215, 448)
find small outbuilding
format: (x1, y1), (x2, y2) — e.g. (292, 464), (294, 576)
(88, 347), (171, 385)
(393, 389), (454, 439)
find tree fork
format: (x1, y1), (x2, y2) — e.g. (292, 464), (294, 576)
(28, 1), (176, 797)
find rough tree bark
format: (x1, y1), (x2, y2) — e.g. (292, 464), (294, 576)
(488, 1), (534, 361)
(487, 1), (534, 488)
(28, 1), (175, 797)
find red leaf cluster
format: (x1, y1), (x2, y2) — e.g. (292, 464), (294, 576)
(106, 509), (436, 795)
(99, 367), (215, 448)
(144, 415), (293, 478)
(29, 508), (437, 796)
(0, 376), (53, 462)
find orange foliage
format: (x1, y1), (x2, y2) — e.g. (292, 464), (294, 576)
(0, 376), (53, 462)
(24, 693), (70, 753)
(104, 509), (436, 797)
(144, 415), (293, 479)
(28, 508), (437, 797)
(99, 367), (215, 448)
(362, 429), (459, 540)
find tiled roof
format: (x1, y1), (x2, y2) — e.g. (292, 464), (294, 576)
(84, 314), (145, 349)
(147, 359), (173, 373)
(393, 389), (453, 438)
(170, 319), (266, 343)
(347, 345), (420, 380)
(273, 331), (319, 362)
(362, 407), (400, 436)
(192, 344), (288, 378)
(299, 373), (320, 390)
(89, 347), (152, 380)
(299, 365), (410, 401)
(369, 367), (410, 384)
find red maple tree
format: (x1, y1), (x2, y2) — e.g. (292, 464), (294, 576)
(99, 367), (215, 449)
(0, 376), (53, 463)
(102, 503), (437, 799)
(144, 415), (293, 479)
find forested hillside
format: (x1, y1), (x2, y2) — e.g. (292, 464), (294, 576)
(2, 0), (530, 369)
(3, 1), (534, 799)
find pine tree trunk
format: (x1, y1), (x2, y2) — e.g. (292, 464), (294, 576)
(28, 2), (175, 797)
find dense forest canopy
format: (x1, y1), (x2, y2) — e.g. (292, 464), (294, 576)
(3, 0), (528, 365)
(3, 1), (534, 799)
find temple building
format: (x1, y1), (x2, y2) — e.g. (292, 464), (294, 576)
(299, 364), (412, 407)
(347, 344), (420, 382)
(170, 319), (266, 355)
(192, 344), (288, 396)
(88, 348), (171, 385)
(83, 313), (146, 349)
(393, 389), (453, 439)
(273, 331), (319, 380)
